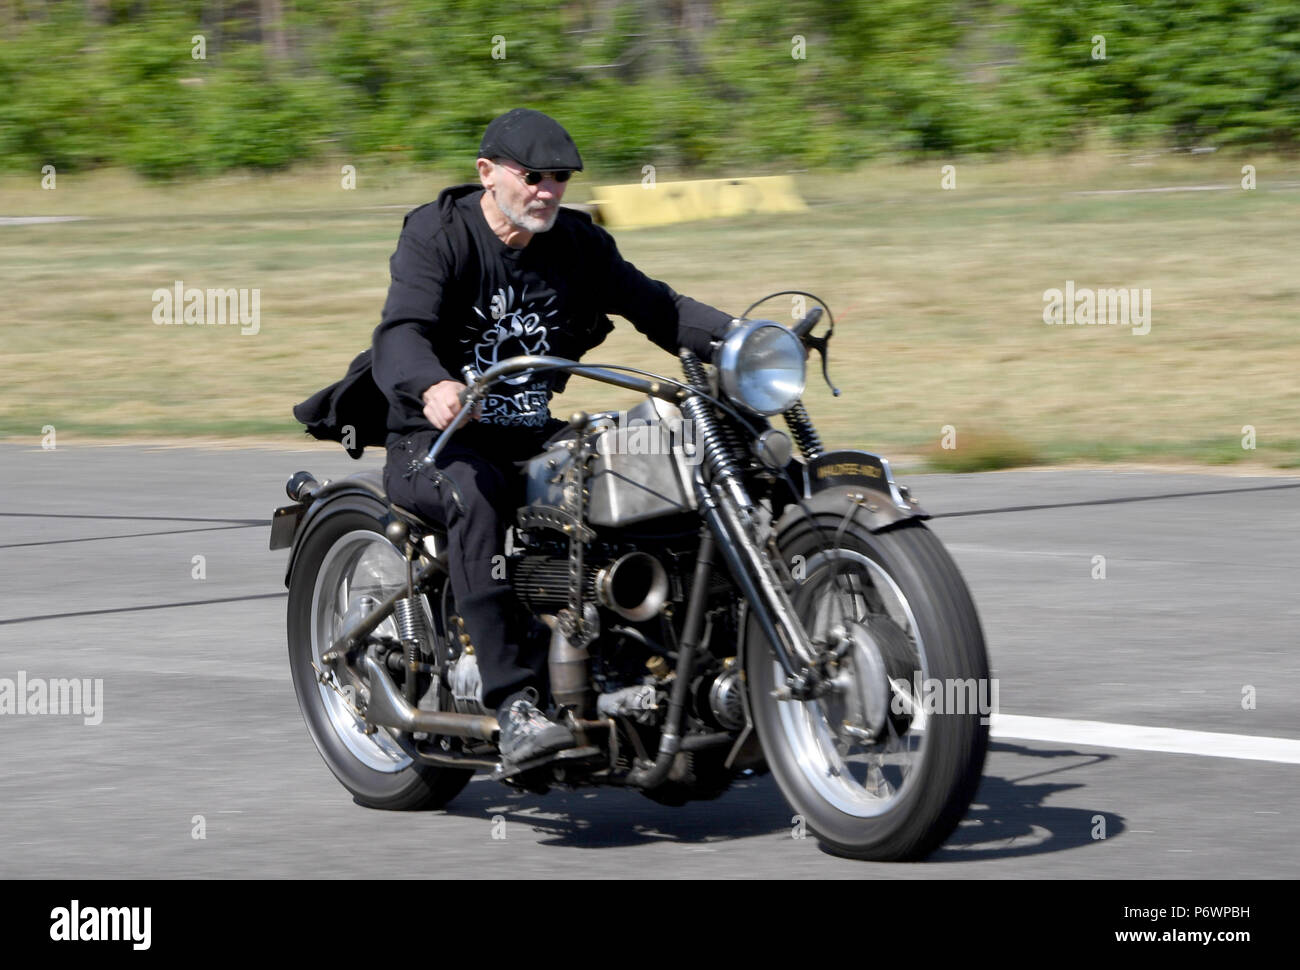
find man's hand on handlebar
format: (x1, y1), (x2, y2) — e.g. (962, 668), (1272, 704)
(421, 380), (481, 430)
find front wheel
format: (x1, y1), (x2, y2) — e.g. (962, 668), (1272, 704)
(287, 505), (473, 810)
(746, 517), (989, 860)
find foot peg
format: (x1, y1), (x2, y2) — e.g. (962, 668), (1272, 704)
(492, 745), (602, 782)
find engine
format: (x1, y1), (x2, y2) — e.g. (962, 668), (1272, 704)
(508, 543), (673, 622)
(440, 526), (760, 797)
(512, 531), (733, 692)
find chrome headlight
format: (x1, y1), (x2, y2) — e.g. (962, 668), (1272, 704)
(717, 320), (807, 416)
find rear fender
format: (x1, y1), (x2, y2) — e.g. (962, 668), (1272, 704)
(279, 470), (393, 589)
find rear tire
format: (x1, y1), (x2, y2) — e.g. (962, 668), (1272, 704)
(287, 505), (473, 810)
(746, 518), (989, 860)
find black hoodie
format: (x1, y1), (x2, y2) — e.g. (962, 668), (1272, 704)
(371, 184), (734, 450)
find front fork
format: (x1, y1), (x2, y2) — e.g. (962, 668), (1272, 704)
(676, 365), (826, 698)
(625, 465), (826, 787)
(697, 481), (829, 697)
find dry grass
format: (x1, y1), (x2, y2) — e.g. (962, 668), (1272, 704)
(2, 153), (1297, 469)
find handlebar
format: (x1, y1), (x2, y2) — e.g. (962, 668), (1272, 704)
(793, 306), (823, 339)
(456, 365), (480, 407)
(426, 356), (691, 467)
(438, 303), (834, 466)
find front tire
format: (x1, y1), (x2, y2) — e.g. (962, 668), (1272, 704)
(746, 518), (989, 860)
(287, 505), (473, 810)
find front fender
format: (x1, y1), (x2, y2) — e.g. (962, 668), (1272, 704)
(784, 449), (928, 533)
(773, 485), (923, 540)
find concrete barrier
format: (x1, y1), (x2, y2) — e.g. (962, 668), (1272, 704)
(589, 175), (807, 229)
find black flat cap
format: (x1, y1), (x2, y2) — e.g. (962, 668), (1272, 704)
(479, 108), (584, 172)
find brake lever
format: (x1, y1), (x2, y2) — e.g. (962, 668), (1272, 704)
(789, 307), (840, 395)
(806, 324), (840, 397)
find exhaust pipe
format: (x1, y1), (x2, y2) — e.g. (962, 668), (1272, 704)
(595, 552), (669, 622)
(549, 614), (594, 717)
(361, 655), (499, 741)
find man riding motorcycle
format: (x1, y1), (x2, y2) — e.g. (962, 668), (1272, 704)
(370, 108), (735, 771)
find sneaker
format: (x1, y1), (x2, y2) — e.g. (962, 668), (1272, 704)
(496, 687), (576, 766)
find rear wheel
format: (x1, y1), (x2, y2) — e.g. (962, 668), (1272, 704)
(746, 518), (989, 860)
(287, 506), (473, 810)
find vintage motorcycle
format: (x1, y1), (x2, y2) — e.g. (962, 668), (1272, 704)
(271, 294), (990, 860)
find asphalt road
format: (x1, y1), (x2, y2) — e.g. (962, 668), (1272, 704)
(1, 441), (1297, 878)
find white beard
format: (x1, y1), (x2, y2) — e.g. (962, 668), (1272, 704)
(495, 189), (558, 233)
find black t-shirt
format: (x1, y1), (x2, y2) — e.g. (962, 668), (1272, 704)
(372, 184), (733, 453)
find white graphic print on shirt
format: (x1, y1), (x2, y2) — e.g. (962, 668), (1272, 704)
(467, 285), (557, 427)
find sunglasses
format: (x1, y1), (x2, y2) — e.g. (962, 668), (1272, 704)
(500, 163), (572, 186)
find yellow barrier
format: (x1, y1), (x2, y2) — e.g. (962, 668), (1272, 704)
(590, 175), (808, 229)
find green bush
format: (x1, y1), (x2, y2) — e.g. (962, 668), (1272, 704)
(2, 0), (1297, 179)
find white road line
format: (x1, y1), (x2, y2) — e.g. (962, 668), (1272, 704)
(990, 714), (1300, 765)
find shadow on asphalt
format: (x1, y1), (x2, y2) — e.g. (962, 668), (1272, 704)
(431, 739), (1126, 858)
(929, 741), (1126, 862)
(439, 772), (790, 848)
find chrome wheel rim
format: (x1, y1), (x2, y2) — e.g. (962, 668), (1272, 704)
(776, 549), (928, 818)
(310, 529), (413, 773)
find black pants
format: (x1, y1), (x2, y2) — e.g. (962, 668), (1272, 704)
(383, 425), (557, 712)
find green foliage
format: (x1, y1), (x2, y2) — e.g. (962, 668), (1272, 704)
(1013, 0), (1300, 150)
(2, 0), (1298, 179)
